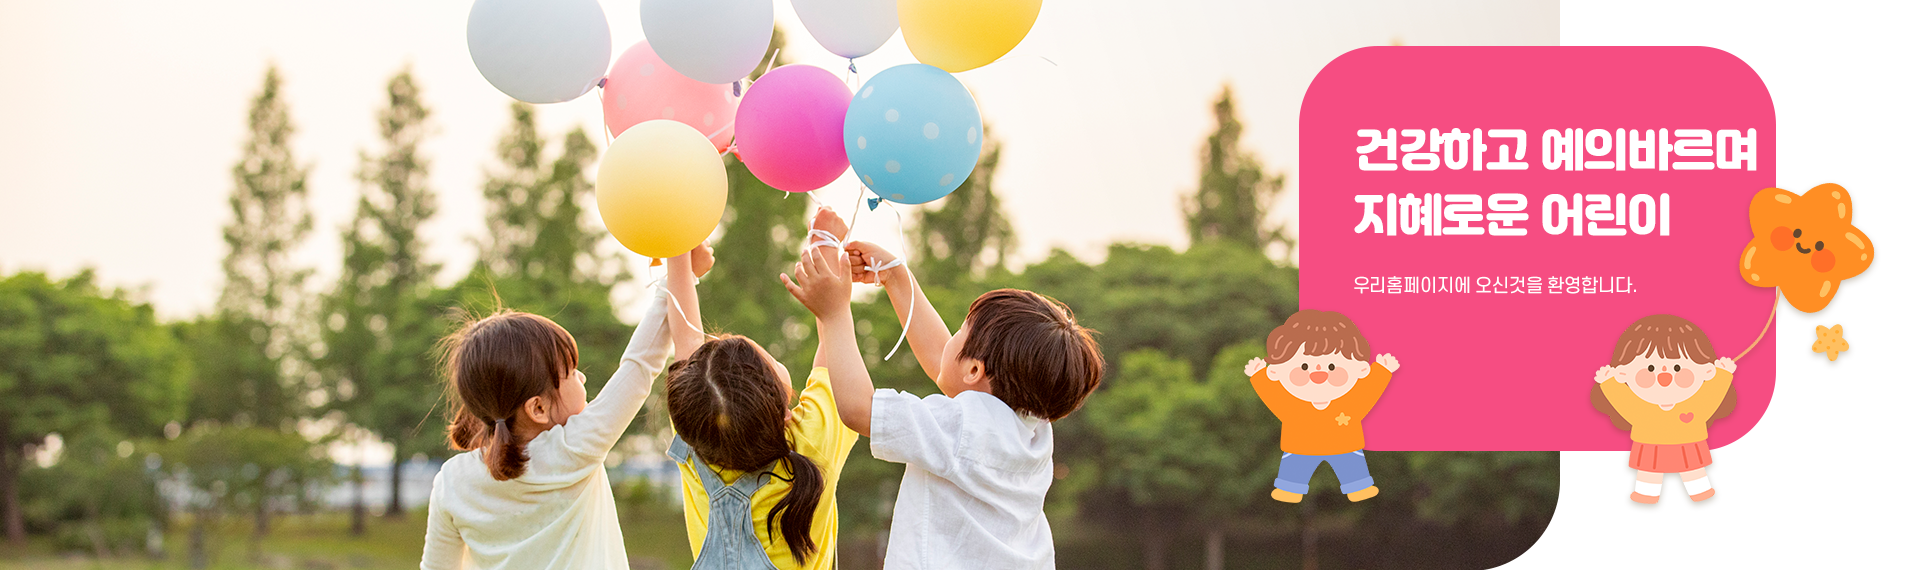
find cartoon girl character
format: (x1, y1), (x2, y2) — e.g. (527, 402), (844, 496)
(1589, 312), (1743, 514)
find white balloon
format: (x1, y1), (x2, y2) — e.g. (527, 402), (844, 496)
(791, 0), (900, 60)
(466, 0), (611, 104)
(640, 0), (775, 85)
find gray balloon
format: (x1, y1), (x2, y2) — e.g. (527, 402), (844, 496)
(640, 0), (774, 85)
(467, 0), (612, 104)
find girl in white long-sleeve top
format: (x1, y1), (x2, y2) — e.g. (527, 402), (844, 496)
(419, 247), (709, 570)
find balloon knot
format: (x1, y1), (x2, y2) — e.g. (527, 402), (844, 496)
(597, 77), (607, 89)
(868, 197), (883, 211)
(848, 60), (858, 74)
(732, 80), (743, 97)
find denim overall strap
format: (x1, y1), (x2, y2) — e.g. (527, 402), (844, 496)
(670, 436), (780, 570)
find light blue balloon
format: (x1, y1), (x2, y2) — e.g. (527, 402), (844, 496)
(467, 0), (611, 104)
(843, 64), (982, 205)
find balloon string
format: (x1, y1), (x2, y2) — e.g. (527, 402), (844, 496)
(1733, 288), (1779, 362)
(879, 199), (914, 361)
(594, 85), (613, 149)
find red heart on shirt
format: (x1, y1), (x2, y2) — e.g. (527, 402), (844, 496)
(1678, 412), (1694, 423)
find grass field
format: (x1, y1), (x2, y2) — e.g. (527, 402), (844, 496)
(0, 510), (697, 570)
(1, 504), (1542, 569)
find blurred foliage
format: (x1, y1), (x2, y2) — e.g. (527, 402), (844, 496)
(316, 68), (447, 530)
(0, 270), (188, 545)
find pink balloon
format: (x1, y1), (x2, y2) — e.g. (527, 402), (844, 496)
(602, 41), (736, 152)
(735, 65), (852, 192)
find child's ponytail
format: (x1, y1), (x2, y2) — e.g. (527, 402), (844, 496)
(770, 450), (824, 562)
(440, 309), (580, 482)
(667, 336), (827, 563)
(486, 417), (529, 481)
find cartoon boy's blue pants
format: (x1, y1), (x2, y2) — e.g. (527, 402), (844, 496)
(1274, 450), (1374, 495)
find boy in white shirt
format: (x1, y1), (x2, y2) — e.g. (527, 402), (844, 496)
(781, 235), (1105, 570)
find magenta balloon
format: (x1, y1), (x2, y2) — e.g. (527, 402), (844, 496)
(735, 65), (853, 192)
(602, 41), (736, 152)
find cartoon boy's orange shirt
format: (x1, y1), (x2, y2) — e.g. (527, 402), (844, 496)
(1249, 364), (1393, 456)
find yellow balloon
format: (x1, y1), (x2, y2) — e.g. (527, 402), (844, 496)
(596, 120), (728, 259)
(897, 0), (1041, 73)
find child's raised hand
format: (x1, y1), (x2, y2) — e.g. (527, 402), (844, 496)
(810, 207), (850, 244)
(690, 242), (715, 278)
(1594, 365), (1616, 384)
(1715, 357), (1737, 374)
(844, 240), (903, 286)
(1376, 354), (1400, 373)
(781, 244), (854, 318)
(1243, 358), (1267, 377)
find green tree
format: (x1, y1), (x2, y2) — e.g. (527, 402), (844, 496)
(177, 64), (324, 557)
(318, 68), (443, 534)
(911, 125), (1014, 285)
(456, 103), (629, 398)
(0, 271), (189, 545)
(1053, 326), (1286, 570)
(1183, 85), (1291, 258)
(208, 64), (316, 429)
(1405, 451), (1566, 564)
(160, 423), (330, 568)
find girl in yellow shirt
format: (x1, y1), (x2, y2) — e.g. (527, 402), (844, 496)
(653, 210), (860, 570)
(1592, 314), (1738, 504)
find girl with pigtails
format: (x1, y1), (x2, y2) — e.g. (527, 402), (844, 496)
(420, 247), (711, 570)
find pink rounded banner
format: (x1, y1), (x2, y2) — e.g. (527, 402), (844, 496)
(1298, 47), (1776, 451)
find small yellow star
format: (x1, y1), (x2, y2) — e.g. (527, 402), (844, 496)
(1335, 412), (1351, 426)
(1813, 324), (1849, 362)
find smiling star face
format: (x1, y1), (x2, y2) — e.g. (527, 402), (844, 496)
(1739, 184), (1874, 313)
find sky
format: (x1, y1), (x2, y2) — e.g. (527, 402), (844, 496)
(0, 0), (1555, 320)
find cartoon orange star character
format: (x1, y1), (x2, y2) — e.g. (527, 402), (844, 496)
(1738, 184), (1874, 312)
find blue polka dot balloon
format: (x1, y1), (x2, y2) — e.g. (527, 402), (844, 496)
(843, 64), (982, 205)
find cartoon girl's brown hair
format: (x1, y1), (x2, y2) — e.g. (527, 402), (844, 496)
(1609, 314), (1716, 367)
(442, 311), (578, 481)
(665, 336), (824, 563)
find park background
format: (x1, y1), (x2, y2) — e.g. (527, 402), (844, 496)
(0, 1), (1559, 569)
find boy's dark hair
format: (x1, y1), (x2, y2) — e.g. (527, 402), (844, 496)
(664, 335), (824, 563)
(1264, 310), (1372, 364)
(442, 310), (578, 481)
(959, 289), (1104, 421)
(1609, 314), (1717, 366)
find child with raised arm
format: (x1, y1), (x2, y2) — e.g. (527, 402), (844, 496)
(421, 248), (710, 570)
(784, 239), (1104, 570)
(657, 210), (861, 570)
(1243, 310), (1400, 504)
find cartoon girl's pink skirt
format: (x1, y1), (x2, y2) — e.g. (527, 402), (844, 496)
(1628, 440), (1712, 473)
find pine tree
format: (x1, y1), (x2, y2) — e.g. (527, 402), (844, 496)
(1183, 85), (1292, 259)
(187, 63), (320, 562)
(457, 104), (629, 398)
(912, 124), (1014, 284)
(209, 65), (315, 428)
(319, 69), (442, 533)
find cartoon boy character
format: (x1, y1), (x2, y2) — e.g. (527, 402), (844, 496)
(1592, 314), (1738, 503)
(1244, 310), (1399, 503)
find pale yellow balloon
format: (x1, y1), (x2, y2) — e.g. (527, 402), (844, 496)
(596, 120), (728, 259)
(898, 0), (1042, 73)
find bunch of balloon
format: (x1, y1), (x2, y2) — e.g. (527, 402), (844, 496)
(464, 0), (1045, 258)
